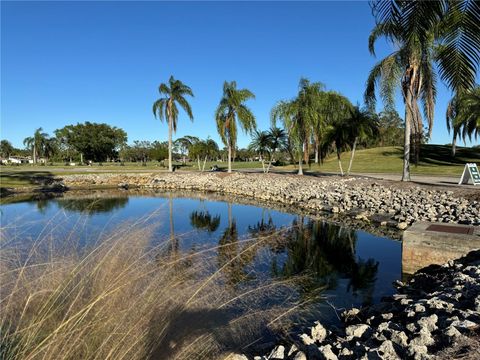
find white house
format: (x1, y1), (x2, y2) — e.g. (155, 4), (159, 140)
(4, 156), (30, 164)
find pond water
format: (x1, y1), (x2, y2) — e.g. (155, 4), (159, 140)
(0, 191), (401, 328)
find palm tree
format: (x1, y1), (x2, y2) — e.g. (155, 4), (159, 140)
(346, 107), (379, 175)
(316, 91), (354, 167)
(248, 130), (271, 173)
(215, 81), (256, 173)
(447, 86), (480, 151)
(367, 0), (480, 181)
(23, 127), (49, 164)
(153, 76), (194, 172)
(266, 126), (287, 172)
(271, 78), (325, 175)
(365, 16), (436, 181)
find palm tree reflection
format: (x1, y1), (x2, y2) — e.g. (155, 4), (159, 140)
(271, 218), (379, 305)
(189, 211), (221, 232)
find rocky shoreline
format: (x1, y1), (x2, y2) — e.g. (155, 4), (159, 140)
(235, 250), (480, 360)
(39, 172), (480, 228)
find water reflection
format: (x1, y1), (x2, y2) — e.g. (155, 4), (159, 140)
(190, 211), (221, 232)
(1, 191), (398, 323)
(270, 218), (379, 306)
(55, 197), (129, 214)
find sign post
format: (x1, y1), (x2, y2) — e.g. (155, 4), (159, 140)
(458, 163), (480, 185)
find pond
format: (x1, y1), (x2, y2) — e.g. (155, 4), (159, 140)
(0, 190), (401, 330)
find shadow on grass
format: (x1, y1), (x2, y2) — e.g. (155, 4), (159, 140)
(382, 145), (480, 167)
(0, 171), (66, 198)
(0, 170), (57, 186)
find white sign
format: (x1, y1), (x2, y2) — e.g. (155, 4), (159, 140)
(458, 163), (480, 186)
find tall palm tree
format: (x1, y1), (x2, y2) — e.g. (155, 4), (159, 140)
(365, 16), (436, 181)
(271, 78), (325, 175)
(215, 81), (256, 173)
(367, 0), (480, 181)
(153, 76), (194, 172)
(23, 127), (49, 164)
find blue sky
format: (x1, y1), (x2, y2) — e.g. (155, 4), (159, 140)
(1, 1), (477, 149)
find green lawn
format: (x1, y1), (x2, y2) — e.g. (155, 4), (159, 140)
(282, 145), (479, 176)
(1, 145), (478, 190)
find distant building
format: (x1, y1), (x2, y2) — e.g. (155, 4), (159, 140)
(3, 156), (30, 164)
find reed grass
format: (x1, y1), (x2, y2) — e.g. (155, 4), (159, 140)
(0, 212), (311, 360)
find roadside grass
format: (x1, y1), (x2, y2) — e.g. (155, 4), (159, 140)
(0, 217), (307, 360)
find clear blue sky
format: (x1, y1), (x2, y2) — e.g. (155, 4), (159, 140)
(1, 1), (477, 149)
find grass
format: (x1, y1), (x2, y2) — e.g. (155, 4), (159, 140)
(279, 145), (480, 176)
(1, 145), (478, 190)
(0, 214), (309, 360)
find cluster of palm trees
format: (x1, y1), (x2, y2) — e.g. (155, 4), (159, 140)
(271, 79), (378, 176)
(248, 127), (287, 173)
(153, 76), (378, 176)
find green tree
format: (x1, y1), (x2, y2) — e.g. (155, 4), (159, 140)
(174, 136), (199, 164)
(266, 126), (288, 172)
(189, 138), (219, 171)
(447, 85), (480, 155)
(375, 110), (404, 147)
(271, 78), (325, 175)
(149, 141), (169, 163)
(215, 81), (256, 173)
(0, 140), (14, 158)
(366, 0), (480, 181)
(248, 130), (271, 173)
(54, 122), (127, 163)
(346, 107), (379, 175)
(152, 76), (194, 172)
(23, 128), (49, 164)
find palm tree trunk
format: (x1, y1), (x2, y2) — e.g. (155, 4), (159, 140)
(451, 130), (457, 157)
(346, 137), (357, 176)
(337, 150), (344, 176)
(197, 156), (201, 171)
(33, 143), (36, 164)
(314, 142), (319, 164)
(228, 142), (232, 173)
(298, 145), (303, 175)
(402, 106), (412, 182)
(202, 156), (207, 172)
(303, 141), (309, 165)
(168, 115), (173, 172)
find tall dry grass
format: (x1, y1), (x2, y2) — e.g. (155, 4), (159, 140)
(0, 213), (307, 360)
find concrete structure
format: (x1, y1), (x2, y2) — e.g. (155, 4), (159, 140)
(403, 222), (480, 274)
